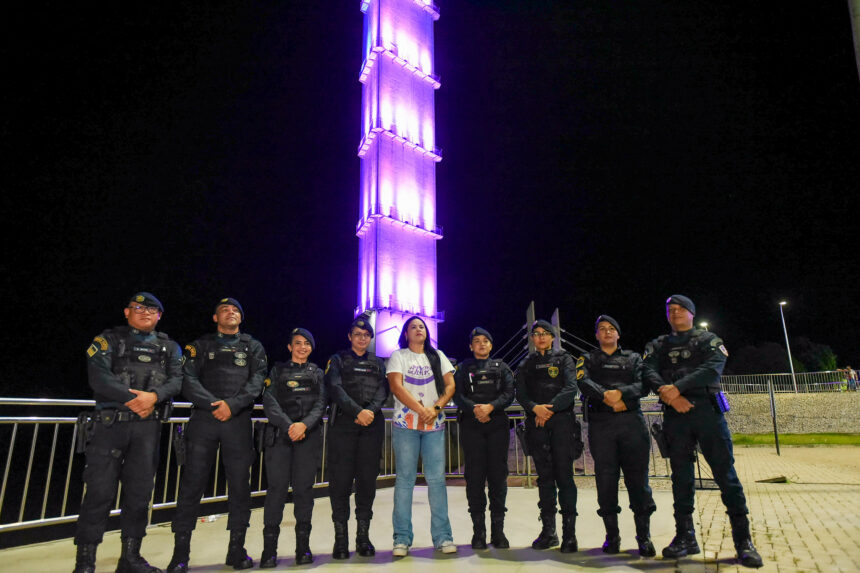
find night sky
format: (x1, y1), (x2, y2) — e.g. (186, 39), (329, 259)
(5, 1), (860, 397)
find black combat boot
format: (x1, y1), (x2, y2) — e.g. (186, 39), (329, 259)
(225, 529), (253, 570)
(531, 513), (559, 549)
(559, 514), (578, 553)
(73, 543), (97, 573)
(662, 514), (700, 559)
(295, 522), (314, 565)
(115, 537), (161, 573)
(633, 513), (656, 557)
(332, 521), (350, 559)
(259, 525), (279, 568)
(166, 532), (191, 573)
(355, 519), (376, 556)
(601, 514), (620, 554)
(729, 514), (763, 568)
(470, 512), (488, 549)
(489, 514), (510, 549)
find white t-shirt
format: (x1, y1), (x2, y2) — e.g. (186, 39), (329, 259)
(387, 347), (454, 431)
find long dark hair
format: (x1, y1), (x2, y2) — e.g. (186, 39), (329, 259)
(398, 316), (444, 395)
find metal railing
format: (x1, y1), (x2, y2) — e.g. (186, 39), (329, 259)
(0, 397), (673, 543)
(722, 370), (857, 394)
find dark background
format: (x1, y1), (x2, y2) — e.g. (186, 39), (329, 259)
(4, 1), (859, 397)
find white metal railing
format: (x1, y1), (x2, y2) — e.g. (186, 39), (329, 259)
(0, 398), (671, 542)
(722, 370), (857, 394)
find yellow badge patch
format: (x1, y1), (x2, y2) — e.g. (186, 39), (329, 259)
(548, 366), (559, 378)
(325, 359), (331, 374)
(86, 344), (98, 357)
(576, 356), (584, 368)
(287, 380), (299, 388)
(135, 295), (145, 302)
(576, 369), (584, 380)
(94, 336), (108, 351)
(264, 377), (271, 387)
(221, 298), (229, 303)
(185, 344), (197, 358)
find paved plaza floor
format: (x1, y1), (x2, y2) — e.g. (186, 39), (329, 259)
(3, 445), (858, 572)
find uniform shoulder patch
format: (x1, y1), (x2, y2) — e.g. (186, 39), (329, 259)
(575, 356), (585, 368)
(325, 359), (332, 374)
(264, 377), (271, 387)
(86, 344), (98, 358)
(719, 345), (729, 357)
(184, 344), (197, 358)
(576, 369), (584, 380)
(94, 336), (109, 351)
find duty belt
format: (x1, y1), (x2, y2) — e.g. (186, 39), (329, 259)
(93, 405), (171, 424)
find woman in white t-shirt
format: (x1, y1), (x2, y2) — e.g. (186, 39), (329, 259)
(386, 316), (457, 556)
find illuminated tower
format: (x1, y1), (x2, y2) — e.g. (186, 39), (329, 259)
(355, 0), (443, 356)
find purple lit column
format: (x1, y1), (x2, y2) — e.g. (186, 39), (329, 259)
(355, 0), (443, 356)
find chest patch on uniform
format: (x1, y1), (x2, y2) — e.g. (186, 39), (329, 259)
(287, 380), (300, 388)
(208, 352), (216, 359)
(602, 364), (620, 369)
(133, 346), (157, 354)
(185, 345), (197, 358)
(234, 358), (247, 366)
(94, 336), (109, 351)
(548, 366), (559, 378)
(235, 352), (247, 359)
(138, 355), (152, 363)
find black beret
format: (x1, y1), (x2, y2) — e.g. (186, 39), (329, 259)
(532, 319), (555, 337)
(469, 327), (493, 344)
(595, 314), (621, 333)
(290, 327), (315, 350)
(350, 316), (374, 338)
(129, 292), (164, 313)
(666, 294), (696, 315)
(215, 297), (244, 318)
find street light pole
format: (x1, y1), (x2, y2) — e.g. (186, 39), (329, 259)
(779, 301), (799, 393)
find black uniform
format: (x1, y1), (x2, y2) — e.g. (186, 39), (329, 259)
(324, 349), (388, 522)
(262, 360), (327, 527)
(642, 329), (747, 517)
(172, 332), (267, 533)
(453, 358), (515, 516)
(515, 348), (579, 517)
(577, 348), (657, 518)
(77, 325), (182, 544)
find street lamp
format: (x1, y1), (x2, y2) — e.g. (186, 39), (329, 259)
(778, 301), (799, 393)
(699, 321), (709, 331)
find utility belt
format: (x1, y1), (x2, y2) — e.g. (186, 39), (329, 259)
(518, 411), (584, 460)
(661, 391), (730, 416)
(75, 402), (173, 453)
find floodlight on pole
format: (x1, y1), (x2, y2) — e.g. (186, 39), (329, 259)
(778, 301), (798, 393)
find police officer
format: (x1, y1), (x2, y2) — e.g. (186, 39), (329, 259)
(324, 316), (388, 558)
(453, 327), (515, 550)
(576, 315), (657, 556)
(515, 319), (580, 553)
(74, 292), (182, 573)
(643, 295), (762, 568)
(167, 298), (267, 572)
(259, 328), (327, 567)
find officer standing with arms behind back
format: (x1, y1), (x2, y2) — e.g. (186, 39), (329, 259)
(74, 292), (182, 573)
(259, 328), (327, 567)
(167, 298), (267, 572)
(324, 316), (388, 559)
(643, 295), (762, 568)
(515, 319), (580, 553)
(453, 327), (515, 550)
(576, 315), (657, 557)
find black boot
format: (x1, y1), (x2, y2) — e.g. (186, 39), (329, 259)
(601, 515), (620, 554)
(115, 537), (161, 573)
(532, 513), (558, 549)
(470, 512), (488, 549)
(73, 543), (97, 573)
(559, 514), (578, 553)
(225, 529), (253, 570)
(662, 514), (700, 559)
(332, 521), (349, 559)
(489, 514), (510, 549)
(355, 519), (376, 556)
(259, 525), (279, 568)
(633, 514), (656, 557)
(729, 514), (763, 568)
(166, 532), (190, 573)
(295, 522), (314, 565)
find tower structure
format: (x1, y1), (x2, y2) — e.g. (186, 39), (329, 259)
(355, 0), (443, 356)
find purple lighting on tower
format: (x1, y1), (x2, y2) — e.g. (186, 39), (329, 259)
(355, 0), (443, 356)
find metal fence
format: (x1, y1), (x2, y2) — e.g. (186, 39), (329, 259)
(0, 397), (674, 543)
(721, 370), (856, 394)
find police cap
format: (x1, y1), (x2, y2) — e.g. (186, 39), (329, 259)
(215, 297), (244, 319)
(469, 327), (493, 344)
(532, 319), (555, 337)
(290, 327), (315, 350)
(350, 317), (374, 338)
(595, 314), (620, 333)
(129, 292), (164, 313)
(666, 294), (696, 315)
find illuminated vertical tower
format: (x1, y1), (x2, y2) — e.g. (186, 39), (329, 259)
(355, 0), (443, 356)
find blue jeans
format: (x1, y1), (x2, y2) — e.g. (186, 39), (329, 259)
(392, 425), (452, 548)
